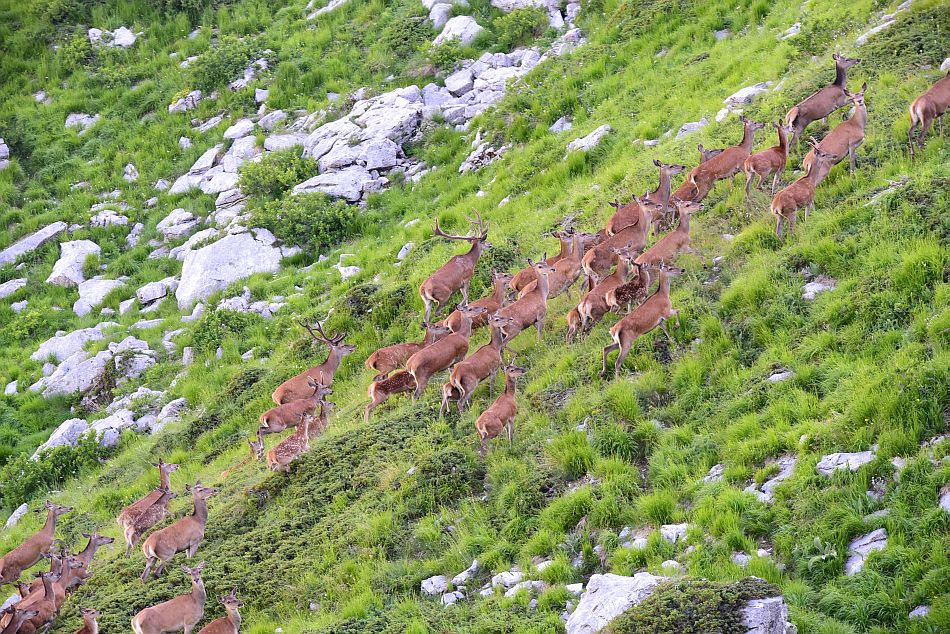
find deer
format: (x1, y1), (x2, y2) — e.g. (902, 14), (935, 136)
(0, 501), (72, 586)
(266, 411), (314, 472)
(258, 378), (333, 440)
(442, 269), (513, 332)
(364, 370), (416, 421)
(743, 121), (793, 197)
(571, 246), (640, 340)
(802, 83), (868, 181)
(66, 532), (114, 590)
(606, 261), (656, 313)
(365, 323), (452, 381)
(581, 200), (659, 284)
(0, 607), (39, 634)
(494, 256), (557, 343)
(248, 435), (265, 461)
(604, 198), (643, 237)
(698, 144), (724, 163)
(118, 460), (180, 556)
(271, 319), (354, 405)
(643, 160), (688, 233)
(602, 265), (685, 378)
(785, 53), (861, 149)
(75, 608), (100, 634)
(771, 139), (839, 239)
(908, 72), (950, 158)
(674, 116), (765, 203)
(10, 570), (64, 634)
(132, 562), (206, 634)
(635, 200), (704, 267)
(510, 231), (571, 293)
(419, 212), (490, 323)
(196, 589), (243, 634)
(125, 488), (179, 557)
(474, 362), (527, 458)
(141, 485), (218, 582)
(519, 230), (591, 299)
(406, 304), (486, 399)
(440, 313), (515, 415)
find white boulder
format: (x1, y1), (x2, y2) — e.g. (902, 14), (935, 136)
(157, 209), (199, 241)
(567, 125), (611, 152)
(73, 278), (124, 316)
(844, 529), (887, 576)
(169, 90), (202, 114)
(123, 163), (139, 182)
(677, 116), (709, 138)
(176, 231), (284, 308)
(433, 16), (485, 46)
(0, 221), (67, 265)
(421, 575), (448, 596)
(565, 573), (664, 634)
(47, 240), (101, 287)
(32, 418), (90, 457)
(0, 278), (26, 299)
(742, 596), (797, 634)
(65, 113), (100, 133)
(4, 503), (29, 528)
(817, 450), (876, 476)
(292, 165), (373, 202)
(224, 118), (255, 139)
(31, 324), (116, 363)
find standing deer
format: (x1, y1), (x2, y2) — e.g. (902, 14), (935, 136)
(141, 485), (218, 582)
(673, 116), (765, 203)
(604, 198), (643, 237)
(0, 501), (72, 586)
(771, 139), (838, 239)
(125, 489), (179, 557)
(495, 256), (557, 342)
(258, 379), (333, 439)
(419, 212), (490, 323)
(10, 569), (65, 634)
(743, 122), (793, 197)
(443, 269), (513, 332)
(643, 160), (688, 233)
(441, 313), (515, 414)
(118, 460), (180, 556)
(785, 53), (861, 149)
(67, 532), (115, 589)
(581, 200), (658, 283)
(271, 319), (354, 405)
(365, 323), (452, 381)
(0, 607), (39, 634)
(698, 144), (724, 163)
(606, 261), (656, 313)
(635, 200), (704, 266)
(266, 412), (313, 472)
(132, 562), (206, 634)
(908, 72), (950, 158)
(406, 304), (486, 399)
(474, 363), (527, 458)
(364, 370), (416, 421)
(601, 265), (685, 378)
(519, 230), (591, 298)
(75, 608), (100, 634)
(802, 83), (868, 181)
(510, 232), (571, 293)
(571, 246), (640, 340)
(196, 589), (242, 634)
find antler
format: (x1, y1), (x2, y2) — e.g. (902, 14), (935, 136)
(807, 136), (821, 150)
(464, 209), (489, 238)
(298, 318), (345, 345)
(433, 217), (474, 241)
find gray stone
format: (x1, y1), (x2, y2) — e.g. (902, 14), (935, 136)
(123, 163), (139, 182)
(189, 145), (222, 175)
(445, 69), (475, 96)
(90, 208), (129, 227)
(259, 110), (288, 131)
(182, 347), (195, 366)
(703, 464), (725, 483)
(677, 116), (709, 138)
(176, 231), (284, 308)
(741, 596), (796, 634)
(319, 137), (401, 172)
(421, 575), (448, 596)
(549, 116), (573, 133)
(65, 113), (100, 133)
(47, 239), (100, 287)
(179, 136), (192, 149)
(909, 605), (930, 619)
(660, 523), (688, 544)
(292, 165), (373, 202)
(452, 560), (480, 586)
(939, 485), (950, 514)
(714, 28), (731, 40)
(4, 503), (28, 529)
(942, 58), (950, 73)
(3, 381), (16, 396)
(505, 580), (547, 598)
(441, 590), (465, 605)
(264, 133), (307, 151)
(565, 573), (664, 634)
(745, 455), (797, 503)
(32, 418), (90, 457)
(31, 324), (117, 363)
(490, 570), (523, 588)
(767, 369), (794, 382)
(256, 88), (269, 103)
(845, 529), (887, 575)
(11, 300), (27, 313)
(856, 21), (896, 46)
(433, 16), (485, 46)
(169, 90), (202, 114)
(567, 125), (611, 152)
(817, 450), (876, 476)
(126, 223), (145, 248)
(157, 208), (199, 241)
(724, 82), (773, 107)
(802, 277), (836, 299)
(0, 221), (68, 265)
(0, 278), (27, 299)
(397, 242), (414, 261)
(429, 3), (453, 29)
(224, 118), (255, 139)
(137, 277), (179, 305)
(781, 23), (801, 39)
(73, 278), (124, 316)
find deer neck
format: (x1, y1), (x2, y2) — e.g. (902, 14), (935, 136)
(777, 127), (788, 155)
(191, 577), (207, 606)
(677, 212), (691, 234)
(833, 62), (847, 87)
(655, 169), (673, 214)
(536, 270), (551, 301)
(159, 466), (172, 490)
(489, 323), (506, 349)
(803, 161), (823, 186)
(77, 539), (99, 565)
(492, 278), (508, 306)
(226, 608), (242, 631)
(557, 236), (571, 259)
(570, 233), (583, 260)
(41, 509), (58, 538)
(465, 239), (484, 263)
(455, 314), (474, 339)
(322, 348), (344, 374)
(504, 374), (518, 396)
(192, 496), (209, 524)
(41, 576), (55, 599)
(613, 257), (631, 283)
(83, 616), (98, 634)
(658, 270), (672, 297)
(850, 102), (867, 128)
(740, 123), (755, 151)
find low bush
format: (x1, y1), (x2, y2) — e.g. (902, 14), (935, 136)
(189, 35), (259, 93)
(250, 192), (360, 254)
(238, 148), (318, 199)
(494, 7), (548, 50)
(0, 434), (112, 507)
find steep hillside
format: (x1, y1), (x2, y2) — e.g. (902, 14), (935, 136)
(0, 0), (948, 633)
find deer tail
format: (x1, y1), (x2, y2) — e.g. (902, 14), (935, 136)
(785, 106), (799, 128)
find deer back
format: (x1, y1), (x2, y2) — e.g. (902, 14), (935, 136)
(135, 592), (205, 634)
(406, 332), (470, 376)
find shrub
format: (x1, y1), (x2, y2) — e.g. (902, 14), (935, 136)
(382, 8), (433, 58)
(494, 7), (548, 50)
(191, 309), (263, 354)
(425, 38), (465, 70)
(0, 434), (111, 507)
(238, 149), (318, 199)
(250, 193), (360, 254)
(60, 29), (95, 70)
(637, 491), (676, 526)
(190, 35), (259, 93)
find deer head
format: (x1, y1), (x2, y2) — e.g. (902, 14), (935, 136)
(43, 501), (73, 516)
(80, 607), (101, 619)
(81, 532), (115, 548)
(299, 318), (356, 358)
(181, 561), (206, 582)
(832, 53), (861, 69)
(220, 588), (243, 609)
(654, 158), (687, 174)
(306, 377), (332, 398)
(843, 82), (867, 107)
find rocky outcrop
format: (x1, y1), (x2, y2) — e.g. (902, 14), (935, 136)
(0, 278), (26, 299)
(293, 165), (378, 202)
(566, 573), (664, 633)
(65, 113), (100, 134)
(677, 116), (709, 138)
(136, 277), (179, 309)
(157, 208), (200, 241)
(817, 449), (876, 476)
(433, 16), (485, 46)
(32, 418), (91, 457)
(745, 455), (797, 503)
(73, 278), (125, 316)
(844, 529), (887, 575)
(47, 240), (100, 287)
(4, 503), (28, 529)
(169, 90), (202, 114)
(88, 26), (137, 48)
(31, 323), (117, 363)
(0, 221), (67, 265)
(742, 596), (797, 634)
(459, 141), (510, 173)
(218, 287), (285, 318)
(31, 350), (113, 397)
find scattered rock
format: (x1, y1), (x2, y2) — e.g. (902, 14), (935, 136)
(4, 503), (28, 529)
(421, 575), (448, 596)
(677, 116), (708, 138)
(505, 580), (547, 598)
(90, 208), (129, 228)
(31, 418), (91, 457)
(659, 523), (688, 544)
(459, 141), (510, 173)
(157, 208), (200, 241)
(292, 165), (375, 202)
(259, 110), (287, 131)
(397, 242), (414, 261)
(127, 223), (145, 248)
(844, 529), (887, 576)
(0, 278), (27, 299)
(73, 278), (125, 317)
(169, 90), (202, 114)
(909, 605), (930, 619)
(452, 560), (480, 586)
(491, 570), (524, 588)
(433, 16), (485, 46)
(3, 381), (16, 396)
(65, 113), (100, 133)
(47, 240), (100, 287)
(31, 324), (116, 363)
(123, 163), (139, 182)
(565, 573), (664, 634)
(152, 398), (188, 433)
(0, 221), (68, 265)
(549, 116), (573, 133)
(11, 300), (27, 313)
(802, 276), (836, 299)
(856, 21), (896, 46)
(781, 23), (801, 39)
(766, 369), (794, 382)
(745, 455), (797, 503)
(179, 136), (193, 149)
(136, 276), (179, 307)
(817, 449), (876, 476)
(307, 0), (349, 19)
(939, 485), (950, 514)
(567, 124), (611, 153)
(714, 28), (731, 41)
(441, 590), (465, 605)
(224, 118), (255, 139)
(742, 595), (796, 634)
(88, 26), (137, 48)
(256, 88), (269, 103)
(724, 82), (773, 107)
(703, 464), (725, 483)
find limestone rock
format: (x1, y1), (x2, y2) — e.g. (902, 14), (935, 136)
(0, 278), (26, 299)
(32, 418), (90, 457)
(73, 278), (124, 316)
(660, 523), (688, 544)
(745, 455), (797, 503)
(123, 163), (139, 182)
(565, 573), (664, 634)
(802, 276), (836, 299)
(137, 277), (179, 306)
(844, 529), (887, 575)
(429, 3), (453, 29)
(490, 570), (523, 588)
(741, 596), (796, 634)
(3, 381), (16, 396)
(817, 449), (876, 476)
(259, 110), (288, 131)
(550, 116), (573, 133)
(65, 113), (100, 133)
(724, 82), (773, 107)
(0, 221), (67, 265)
(567, 125), (611, 152)
(169, 90), (202, 114)
(90, 208), (129, 227)
(176, 231), (284, 308)
(157, 208), (199, 241)
(452, 560), (480, 586)
(292, 165), (373, 202)
(224, 118), (255, 139)
(445, 68), (475, 96)
(4, 503), (28, 529)
(703, 464), (725, 483)
(433, 16), (485, 46)
(677, 116), (709, 138)
(47, 240), (100, 287)
(31, 324), (116, 363)
(152, 398), (188, 433)
(421, 575), (448, 596)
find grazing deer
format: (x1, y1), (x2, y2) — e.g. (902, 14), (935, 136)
(908, 72), (950, 158)
(0, 607), (39, 634)
(635, 200), (704, 266)
(698, 144), (724, 163)
(643, 160), (688, 233)
(674, 116), (765, 203)
(510, 231), (571, 293)
(572, 246), (640, 339)
(419, 212), (490, 323)
(67, 532), (115, 589)
(606, 261), (655, 313)
(141, 485), (218, 581)
(441, 313), (515, 414)
(272, 319), (354, 405)
(132, 562), (206, 634)
(803, 83), (868, 180)
(406, 304), (486, 399)
(474, 363), (527, 458)
(196, 589), (242, 634)
(519, 230), (591, 299)
(743, 122), (793, 197)
(602, 265), (684, 378)
(785, 53), (861, 149)
(75, 607), (100, 634)
(0, 501), (71, 586)
(495, 256), (557, 342)
(258, 378), (333, 440)
(443, 268), (513, 332)
(365, 323), (452, 381)
(118, 460), (180, 556)
(771, 139), (838, 239)
(364, 370), (416, 421)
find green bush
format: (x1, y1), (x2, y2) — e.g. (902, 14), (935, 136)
(191, 309), (263, 354)
(189, 35), (259, 93)
(425, 38), (465, 70)
(0, 434), (111, 507)
(382, 8), (433, 58)
(546, 431), (595, 478)
(60, 28), (95, 70)
(494, 7), (548, 50)
(250, 193), (360, 254)
(238, 148), (318, 199)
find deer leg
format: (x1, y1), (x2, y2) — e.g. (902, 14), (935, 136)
(805, 201), (813, 221)
(614, 340), (634, 379)
(461, 281), (470, 305)
(771, 172), (780, 196)
(848, 147), (856, 174)
(141, 557), (156, 582)
(908, 120), (918, 158)
(411, 373), (426, 400)
(918, 117), (934, 150)
(536, 316), (545, 341)
(506, 420), (514, 446)
(488, 368), (498, 398)
(659, 318), (674, 344)
(789, 213), (798, 236)
(479, 435), (488, 459)
(601, 342), (619, 377)
(440, 385), (451, 417)
(776, 216), (784, 240)
(744, 171), (753, 198)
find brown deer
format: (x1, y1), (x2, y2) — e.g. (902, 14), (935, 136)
(118, 460), (180, 556)
(510, 231), (571, 293)
(75, 607), (100, 634)
(266, 411), (313, 472)
(271, 319), (354, 405)
(365, 323), (452, 381)
(635, 200), (704, 266)
(604, 198), (642, 237)
(495, 256), (557, 342)
(674, 116), (765, 203)
(581, 205), (654, 284)
(572, 246), (640, 339)
(141, 485), (218, 581)
(443, 268), (513, 332)
(771, 139), (838, 239)
(602, 265), (684, 378)
(10, 570), (65, 634)
(474, 363), (527, 458)
(0, 501), (71, 586)
(785, 53), (861, 149)
(66, 532), (115, 590)
(519, 230), (591, 299)
(643, 160), (688, 233)
(419, 212), (490, 323)
(258, 378), (333, 439)
(743, 122), (793, 197)
(132, 562), (206, 634)
(698, 144), (724, 163)
(802, 83), (868, 181)
(406, 304), (485, 399)
(606, 261), (655, 313)
(908, 72), (950, 158)
(364, 370), (416, 421)
(247, 436), (264, 461)
(440, 313), (515, 414)
(196, 589), (242, 634)
(0, 607), (39, 634)
(125, 489), (179, 557)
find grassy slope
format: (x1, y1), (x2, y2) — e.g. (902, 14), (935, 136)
(0, 0), (948, 633)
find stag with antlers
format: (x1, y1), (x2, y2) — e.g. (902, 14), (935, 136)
(419, 211), (490, 323)
(271, 318), (355, 405)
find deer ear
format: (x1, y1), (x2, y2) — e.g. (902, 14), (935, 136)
(861, 82), (867, 92)
(653, 159), (661, 167)
(832, 53), (840, 60)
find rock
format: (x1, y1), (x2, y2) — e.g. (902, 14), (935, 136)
(459, 142), (510, 173)
(549, 116), (573, 133)
(31, 324), (116, 363)
(47, 240), (100, 287)
(445, 68), (475, 96)
(491, 570), (523, 588)
(336, 264), (361, 280)
(845, 529), (887, 575)
(0, 278), (27, 299)
(264, 133), (307, 151)
(745, 455), (797, 503)
(11, 300), (27, 313)
(182, 303), (205, 323)
(137, 277), (179, 305)
(856, 21), (895, 46)
(155, 178), (171, 191)
(397, 242), (414, 261)
(4, 503), (28, 529)
(939, 485), (950, 514)
(714, 28), (731, 40)
(566, 583), (583, 596)
(179, 136), (193, 149)
(677, 116), (708, 138)
(441, 590), (465, 605)
(73, 278), (124, 316)
(565, 573), (664, 634)
(196, 114), (225, 133)
(505, 580), (547, 598)
(318, 137), (402, 172)
(732, 552), (752, 568)
(942, 58), (950, 73)
(146, 197), (158, 208)
(157, 209), (199, 241)
(429, 3), (453, 29)
(292, 165), (373, 202)
(224, 118), (255, 139)
(65, 113), (100, 133)
(742, 596), (796, 634)
(307, 0), (349, 19)
(452, 560), (480, 586)
(152, 397), (189, 432)
(3, 381), (16, 396)
(909, 605), (930, 619)
(724, 82), (772, 107)
(90, 208), (129, 227)
(126, 223), (145, 248)
(766, 369), (794, 382)
(259, 110), (287, 131)
(123, 163), (139, 182)
(256, 88), (269, 103)
(0, 221), (68, 265)
(32, 418), (90, 457)
(802, 276), (836, 299)
(90, 408), (138, 446)
(817, 450), (876, 476)
(660, 523), (688, 544)
(567, 125), (611, 152)
(703, 464), (725, 483)
(169, 90), (202, 114)
(131, 318), (163, 330)
(781, 23), (801, 39)
(660, 560), (682, 573)
(182, 347), (195, 366)
(421, 575), (448, 596)
(176, 231), (284, 308)
(433, 16), (485, 46)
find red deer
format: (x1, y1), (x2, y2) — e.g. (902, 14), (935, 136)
(443, 268), (513, 332)
(118, 460), (179, 556)
(571, 246), (640, 340)
(643, 160), (688, 233)
(196, 589), (242, 634)
(743, 122), (793, 197)
(495, 256), (557, 342)
(635, 200), (704, 266)
(132, 562), (206, 634)
(510, 231), (571, 293)
(606, 261), (656, 313)
(365, 323), (452, 381)
(66, 532), (114, 590)
(602, 265), (685, 378)
(440, 313), (515, 414)
(474, 363), (527, 458)
(0, 501), (71, 586)
(6, 572), (59, 634)
(258, 378), (333, 439)
(141, 485), (218, 581)
(785, 53), (861, 148)
(673, 116), (765, 203)
(908, 72), (950, 158)
(771, 139), (838, 239)
(364, 370), (416, 421)
(272, 319), (354, 405)
(0, 607), (39, 634)
(75, 607), (100, 634)
(125, 489), (179, 557)
(802, 83), (868, 181)
(698, 144), (724, 163)
(581, 200), (659, 283)
(406, 304), (486, 399)
(419, 212), (490, 323)
(604, 198), (642, 237)
(519, 230), (592, 299)
(267, 411), (313, 472)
